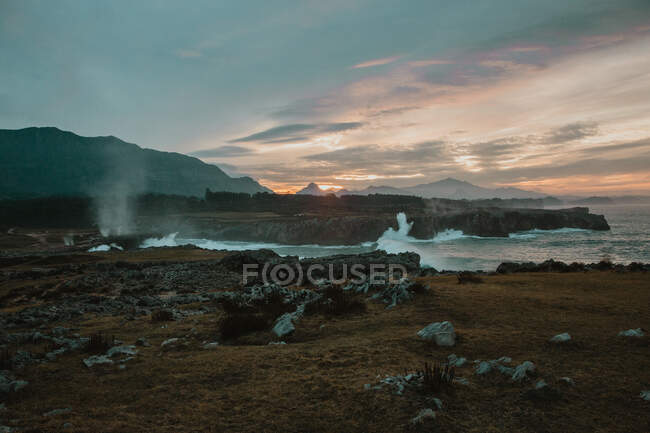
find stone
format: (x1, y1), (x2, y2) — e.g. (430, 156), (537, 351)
(618, 328), (645, 338)
(45, 347), (67, 361)
(511, 361), (535, 382)
(411, 408), (436, 425)
(549, 332), (571, 343)
(640, 390), (650, 401)
(83, 355), (113, 368)
(43, 408), (71, 417)
(106, 345), (138, 358)
(160, 338), (179, 348)
(447, 354), (466, 367)
(523, 380), (561, 401)
(432, 397), (443, 410)
(135, 337), (151, 347)
(417, 321), (456, 346)
(203, 342), (219, 349)
(272, 313), (296, 337)
(559, 377), (575, 386)
(475, 361), (492, 375)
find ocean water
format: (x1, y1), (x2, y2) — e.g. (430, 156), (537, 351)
(139, 205), (650, 271)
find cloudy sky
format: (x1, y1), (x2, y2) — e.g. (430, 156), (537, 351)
(2, 1), (650, 194)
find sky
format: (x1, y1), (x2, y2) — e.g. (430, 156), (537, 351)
(2, 0), (650, 195)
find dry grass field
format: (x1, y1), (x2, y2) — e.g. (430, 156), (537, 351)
(2, 266), (649, 432)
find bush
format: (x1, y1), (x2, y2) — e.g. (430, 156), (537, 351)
(0, 347), (12, 370)
(151, 309), (175, 322)
(85, 333), (114, 354)
(219, 313), (270, 340)
(304, 286), (366, 317)
(456, 272), (483, 284)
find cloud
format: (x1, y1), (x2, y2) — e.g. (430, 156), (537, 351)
(542, 121), (599, 144)
(175, 49), (202, 58)
(408, 59), (454, 67)
(303, 140), (448, 169)
(229, 122), (364, 143)
(189, 145), (254, 158)
(351, 56), (400, 69)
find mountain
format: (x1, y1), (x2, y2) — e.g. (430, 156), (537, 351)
(346, 185), (412, 196)
(296, 182), (329, 196)
(345, 178), (548, 200)
(0, 127), (271, 199)
(402, 178), (547, 199)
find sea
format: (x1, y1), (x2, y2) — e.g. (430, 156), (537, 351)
(139, 205), (650, 271)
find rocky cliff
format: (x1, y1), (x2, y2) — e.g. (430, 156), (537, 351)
(185, 207), (609, 245)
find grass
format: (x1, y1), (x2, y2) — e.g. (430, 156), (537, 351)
(421, 361), (455, 393)
(1, 270), (649, 432)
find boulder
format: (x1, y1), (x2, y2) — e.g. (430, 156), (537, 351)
(417, 321), (456, 346)
(549, 332), (571, 343)
(83, 355), (113, 368)
(106, 345), (138, 357)
(272, 313), (295, 337)
(410, 408), (436, 425)
(640, 390), (650, 401)
(43, 408), (72, 417)
(618, 328), (644, 338)
(447, 354), (466, 367)
(511, 361), (535, 382)
(203, 342), (219, 349)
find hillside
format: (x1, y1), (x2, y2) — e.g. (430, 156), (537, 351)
(0, 127), (271, 199)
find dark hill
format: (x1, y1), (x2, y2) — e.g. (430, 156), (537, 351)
(0, 127), (271, 199)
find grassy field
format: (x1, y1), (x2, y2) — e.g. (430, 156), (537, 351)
(2, 268), (649, 432)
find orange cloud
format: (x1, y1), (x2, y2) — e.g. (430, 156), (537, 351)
(351, 55), (400, 69)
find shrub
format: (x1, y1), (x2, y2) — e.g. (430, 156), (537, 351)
(304, 286), (366, 317)
(151, 309), (174, 322)
(457, 272), (483, 284)
(219, 313), (270, 340)
(85, 333), (114, 354)
(0, 347), (12, 370)
(421, 361), (455, 392)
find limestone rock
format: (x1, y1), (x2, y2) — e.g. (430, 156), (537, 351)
(417, 321), (456, 346)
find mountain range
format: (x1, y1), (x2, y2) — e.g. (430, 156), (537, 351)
(297, 178), (549, 200)
(0, 127), (270, 199)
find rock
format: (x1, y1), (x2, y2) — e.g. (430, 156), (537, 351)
(203, 342), (219, 349)
(272, 313), (295, 337)
(43, 408), (71, 417)
(63, 423), (74, 429)
(417, 321), (456, 346)
(549, 332), (572, 343)
(618, 328), (645, 338)
(135, 337), (150, 347)
(106, 345), (138, 358)
(160, 338), (179, 348)
(83, 355), (113, 368)
(411, 408), (436, 425)
(45, 347), (67, 361)
(0, 426), (14, 433)
(523, 379), (561, 401)
(640, 390), (650, 401)
(447, 354), (466, 367)
(432, 398), (443, 410)
(268, 341), (286, 345)
(511, 361), (535, 382)
(475, 361), (493, 375)
(559, 377), (575, 386)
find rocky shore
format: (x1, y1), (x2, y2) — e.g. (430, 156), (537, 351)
(176, 207), (610, 245)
